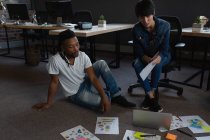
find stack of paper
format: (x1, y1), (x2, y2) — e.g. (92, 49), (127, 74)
(60, 125), (100, 140)
(95, 117), (119, 134)
(123, 130), (161, 140)
(195, 136), (210, 140)
(179, 115), (210, 133)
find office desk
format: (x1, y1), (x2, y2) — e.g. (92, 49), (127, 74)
(182, 27), (210, 38)
(1, 23), (68, 30)
(49, 24), (133, 68)
(0, 23), (133, 68)
(0, 23), (69, 62)
(181, 27), (210, 89)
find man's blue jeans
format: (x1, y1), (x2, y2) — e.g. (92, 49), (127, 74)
(133, 56), (170, 95)
(69, 60), (121, 110)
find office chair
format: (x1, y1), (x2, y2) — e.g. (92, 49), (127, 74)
(19, 11), (49, 62)
(72, 10), (95, 61)
(128, 16), (185, 96)
(207, 68), (210, 90)
(158, 16), (186, 71)
(73, 10), (93, 24)
(45, 0), (73, 24)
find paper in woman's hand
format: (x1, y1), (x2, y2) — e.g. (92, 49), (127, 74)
(139, 59), (156, 81)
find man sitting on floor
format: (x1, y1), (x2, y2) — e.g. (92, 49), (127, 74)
(33, 29), (136, 112)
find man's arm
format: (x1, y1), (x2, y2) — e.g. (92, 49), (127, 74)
(32, 74), (59, 111)
(85, 66), (111, 112)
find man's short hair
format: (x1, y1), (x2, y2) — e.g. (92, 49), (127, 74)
(59, 29), (76, 45)
(135, 0), (155, 17)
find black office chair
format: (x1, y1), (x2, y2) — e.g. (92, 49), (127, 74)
(45, 0), (74, 54)
(20, 11), (49, 62)
(128, 16), (185, 96)
(207, 68), (210, 90)
(158, 16), (186, 71)
(45, 0), (73, 24)
(73, 10), (93, 24)
(72, 10), (95, 61)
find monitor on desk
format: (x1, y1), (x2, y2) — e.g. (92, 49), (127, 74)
(45, 0), (73, 24)
(6, 4), (30, 21)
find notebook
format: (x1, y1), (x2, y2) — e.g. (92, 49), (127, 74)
(133, 109), (172, 130)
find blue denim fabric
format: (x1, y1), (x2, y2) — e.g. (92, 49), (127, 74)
(133, 56), (170, 94)
(132, 17), (170, 59)
(132, 17), (171, 94)
(69, 60), (121, 110)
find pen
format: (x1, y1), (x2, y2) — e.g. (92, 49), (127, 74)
(140, 134), (156, 137)
(177, 129), (193, 137)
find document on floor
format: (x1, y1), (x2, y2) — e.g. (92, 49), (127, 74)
(195, 136), (210, 140)
(60, 125), (100, 140)
(95, 117), (119, 134)
(179, 115), (210, 133)
(139, 60), (156, 81)
(123, 130), (161, 140)
(159, 116), (188, 132)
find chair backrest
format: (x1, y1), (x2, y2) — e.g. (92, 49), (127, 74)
(7, 4), (30, 21)
(45, 0), (73, 23)
(158, 16), (182, 43)
(73, 10), (93, 24)
(36, 11), (48, 24)
(158, 16), (182, 57)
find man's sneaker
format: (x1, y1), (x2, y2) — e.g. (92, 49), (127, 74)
(141, 95), (150, 110)
(149, 102), (163, 112)
(112, 95), (136, 108)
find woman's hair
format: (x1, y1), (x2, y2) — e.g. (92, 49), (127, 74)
(135, 0), (155, 17)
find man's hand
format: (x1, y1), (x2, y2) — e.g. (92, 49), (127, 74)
(32, 102), (52, 111)
(100, 96), (111, 112)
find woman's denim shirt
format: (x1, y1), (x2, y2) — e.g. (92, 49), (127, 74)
(132, 17), (170, 61)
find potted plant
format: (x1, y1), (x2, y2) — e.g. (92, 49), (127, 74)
(98, 15), (106, 27)
(192, 16), (208, 32)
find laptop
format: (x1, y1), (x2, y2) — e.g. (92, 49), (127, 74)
(133, 109), (172, 130)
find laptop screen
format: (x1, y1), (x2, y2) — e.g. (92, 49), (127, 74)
(133, 110), (172, 130)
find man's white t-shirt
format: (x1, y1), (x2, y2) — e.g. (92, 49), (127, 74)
(46, 51), (92, 97)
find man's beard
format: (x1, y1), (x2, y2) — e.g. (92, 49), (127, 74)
(65, 51), (79, 58)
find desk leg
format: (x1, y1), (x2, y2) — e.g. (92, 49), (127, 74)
(115, 31), (120, 68)
(0, 27), (10, 55)
(23, 29), (28, 64)
(44, 30), (49, 59)
(199, 44), (207, 88)
(207, 69), (210, 90)
(89, 37), (96, 62)
(5, 27), (10, 54)
(109, 31), (120, 68)
(39, 30), (48, 60)
(168, 37), (209, 89)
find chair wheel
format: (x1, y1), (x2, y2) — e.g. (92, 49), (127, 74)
(177, 88), (183, 96)
(127, 87), (133, 94)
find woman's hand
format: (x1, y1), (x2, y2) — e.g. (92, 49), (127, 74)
(152, 55), (161, 64)
(142, 55), (152, 63)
